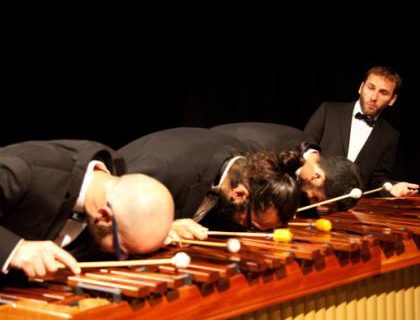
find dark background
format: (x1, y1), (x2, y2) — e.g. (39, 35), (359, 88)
(3, 22), (419, 182)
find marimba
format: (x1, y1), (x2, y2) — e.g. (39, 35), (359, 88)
(1, 195), (419, 320)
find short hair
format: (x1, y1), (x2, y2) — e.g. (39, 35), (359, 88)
(229, 151), (300, 226)
(365, 66), (402, 96)
(319, 156), (364, 211)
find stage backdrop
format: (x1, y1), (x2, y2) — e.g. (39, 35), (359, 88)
(3, 23), (419, 182)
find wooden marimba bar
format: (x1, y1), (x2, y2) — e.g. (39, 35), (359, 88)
(0, 195), (419, 320)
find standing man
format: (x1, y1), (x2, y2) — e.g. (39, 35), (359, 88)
(1, 140), (174, 279)
(304, 66), (418, 196)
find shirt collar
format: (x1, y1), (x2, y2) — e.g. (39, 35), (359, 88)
(211, 156), (245, 192)
(73, 160), (110, 212)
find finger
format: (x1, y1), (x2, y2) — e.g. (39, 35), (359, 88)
(164, 230), (180, 245)
(54, 261), (66, 269)
(180, 230), (195, 240)
(42, 249), (59, 273)
(164, 237), (172, 246)
(181, 220), (208, 239)
(173, 219), (191, 227)
(189, 220), (208, 232)
(168, 229), (181, 241)
(23, 265), (36, 278)
(51, 246), (81, 274)
(195, 232), (208, 240)
(33, 256), (47, 277)
(189, 226), (208, 240)
(177, 242), (190, 248)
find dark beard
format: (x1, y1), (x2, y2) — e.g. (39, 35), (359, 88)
(299, 179), (322, 218)
(300, 179), (324, 201)
(200, 192), (250, 231)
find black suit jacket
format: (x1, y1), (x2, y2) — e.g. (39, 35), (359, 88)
(119, 128), (249, 218)
(0, 140), (125, 267)
(304, 102), (399, 188)
(211, 122), (316, 153)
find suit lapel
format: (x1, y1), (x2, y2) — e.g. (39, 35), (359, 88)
(340, 103), (354, 157)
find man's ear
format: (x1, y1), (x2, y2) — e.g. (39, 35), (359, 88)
(230, 184), (249, 204)
(389, 94), (398, 107)
(358, 82), (364, 95)
(95, 207), (113, 226)
(310, 166), (325, 187)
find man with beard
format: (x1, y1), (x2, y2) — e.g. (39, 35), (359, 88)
(211, 122), (363, 211)
(119, 128), (300, 241)
(0, 140), (174, 279)
(304, 66), (418, 196)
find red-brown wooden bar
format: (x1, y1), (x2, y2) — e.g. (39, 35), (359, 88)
(0, 195), (419, 319)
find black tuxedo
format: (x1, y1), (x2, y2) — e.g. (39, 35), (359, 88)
(304, 102), (399, 188)
(119, 128), (249, 219)
(211, 122), (316, 153)
(0, 140), (125, 267)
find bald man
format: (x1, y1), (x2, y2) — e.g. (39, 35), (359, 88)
(0, 140), (174, 278)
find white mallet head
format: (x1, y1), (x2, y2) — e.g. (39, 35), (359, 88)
(226, 238), (241, 253)
(172, 252), (191, 268)
(350, 188), (363, 199)
(383, 182), (393, 192)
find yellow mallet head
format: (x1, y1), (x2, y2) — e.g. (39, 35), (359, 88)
(272, 228), (293, 242)
(314, 218), (332, 232)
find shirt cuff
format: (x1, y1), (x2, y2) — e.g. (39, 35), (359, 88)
(2, 239), (24, 274)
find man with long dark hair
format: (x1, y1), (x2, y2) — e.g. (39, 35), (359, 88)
(119, 127), (300, 241)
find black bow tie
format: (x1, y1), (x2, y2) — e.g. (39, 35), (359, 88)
(355, 112), (376, 127)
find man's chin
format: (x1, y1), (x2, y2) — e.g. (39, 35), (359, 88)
(316, 205), (332, 215)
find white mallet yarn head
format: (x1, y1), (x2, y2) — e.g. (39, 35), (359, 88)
(226, 238), (241, 253)
(350, 188), (363, 199)
(172, 252), (191, 268)
(383, 182), (393, 192)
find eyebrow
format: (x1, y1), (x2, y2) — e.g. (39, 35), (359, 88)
(366, 82), (392, 95)
(379, 89), (391, 95)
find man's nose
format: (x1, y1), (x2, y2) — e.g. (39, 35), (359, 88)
(370, 91), (378, 101)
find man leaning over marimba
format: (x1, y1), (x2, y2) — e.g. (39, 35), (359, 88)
(0, 140), (174, 280)
(119, 126), (363, 243)
(212, 122), (363, 211)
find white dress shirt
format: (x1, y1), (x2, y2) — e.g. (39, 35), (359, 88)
(347, 101), (374, 162)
